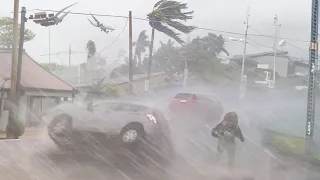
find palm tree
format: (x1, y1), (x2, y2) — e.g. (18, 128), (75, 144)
(133, 30), (149, 67)
(86, 40), (96, 61)
(146, 0), (195, 82)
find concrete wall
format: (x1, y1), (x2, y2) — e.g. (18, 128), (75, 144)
(253, 55), (289, 77)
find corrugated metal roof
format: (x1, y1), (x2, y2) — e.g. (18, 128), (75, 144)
(0, 48), (74, 91)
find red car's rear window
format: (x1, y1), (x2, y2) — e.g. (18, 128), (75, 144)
(174, 93), (195, 100)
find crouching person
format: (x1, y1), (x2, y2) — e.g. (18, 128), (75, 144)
(211, 111), (245, 167)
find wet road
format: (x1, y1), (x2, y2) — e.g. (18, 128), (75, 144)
(0, 87), (319, 180)
(0, 125), (319, 180)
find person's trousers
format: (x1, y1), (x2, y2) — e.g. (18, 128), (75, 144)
(217, 140), (236, 167)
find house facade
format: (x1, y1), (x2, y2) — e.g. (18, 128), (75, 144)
(231, 51), (295, 78)
(0, 48), (77, 130)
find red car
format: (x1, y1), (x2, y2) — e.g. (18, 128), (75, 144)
(168, 93), (223, 122)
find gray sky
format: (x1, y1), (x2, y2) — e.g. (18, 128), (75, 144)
(1, 0), (311, 65)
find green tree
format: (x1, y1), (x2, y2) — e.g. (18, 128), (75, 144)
(86, 40), (96, 60)
(0, 17), (35, 48)
(40, 62), (63, 73)
(147, 0), (196, 44)
(152, 33), (231, 82)
(133, 30), (149, 67)
(146, 0), (196, 76)
(153, 39), (182, 77)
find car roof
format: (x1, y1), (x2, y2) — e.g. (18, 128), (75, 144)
(92, 100), (153, 108)
(175, 92), (219, 98)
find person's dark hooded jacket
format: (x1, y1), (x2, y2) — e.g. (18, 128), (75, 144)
(212, 112), (245, 143)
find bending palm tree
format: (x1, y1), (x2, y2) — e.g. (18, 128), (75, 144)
(86, 40), (97, 73)
(86, 40), (96, 61)
(133, 30), (149, 67)
(146, 0), (195, 87)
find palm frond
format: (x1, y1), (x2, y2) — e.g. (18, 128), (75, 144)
(150, 21), (184, 44)
(167, 20), (196, 33)
(154, 0), (166, 9)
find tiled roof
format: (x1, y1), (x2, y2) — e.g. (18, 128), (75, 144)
(0, 48), (74, 91)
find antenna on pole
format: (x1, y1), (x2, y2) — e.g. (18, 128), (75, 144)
(239, 0), (251, 100)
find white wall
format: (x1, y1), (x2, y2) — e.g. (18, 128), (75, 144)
(254, 55), (289, 78)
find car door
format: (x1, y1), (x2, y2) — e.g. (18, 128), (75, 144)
(89, 103), (120, 134)
(111, 103), (145, 126)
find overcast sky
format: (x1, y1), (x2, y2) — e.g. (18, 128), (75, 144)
(1, 0), (312, 65)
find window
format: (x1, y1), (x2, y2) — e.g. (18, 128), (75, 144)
(93, 102), (150, 113)
(113, 104), (149, 112)
(174, 93), (195, 100)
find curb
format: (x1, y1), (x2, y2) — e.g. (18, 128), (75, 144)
(0, 129), (48, 140)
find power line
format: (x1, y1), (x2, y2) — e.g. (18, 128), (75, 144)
(98, 17), (128, 54)
(40, 18), (128, 58)
(27, 8), (310, 43)
(248, 38), (273, 49)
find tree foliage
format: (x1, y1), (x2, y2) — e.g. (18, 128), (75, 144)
(147, 0), (196, 44)
(40, 62), (63, 73)
(0, 17), (35, 48)
(133, 30), (149, 66)
(152, 33), (230, 79)
(86, 40), (96, 60)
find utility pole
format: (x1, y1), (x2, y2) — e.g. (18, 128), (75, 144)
(16, 7), (27, 106)
(7, 0), (20, 139)
(306, 0), (319, 155)
(272, 15), (281, 88)
(239, 0), (250, 100)
(146, 28), (155, 96)
(183, 36), (190, 90)
(69, 44), (71, 67)
(49, 28), (51, 63)
(128, 11), (133, 94)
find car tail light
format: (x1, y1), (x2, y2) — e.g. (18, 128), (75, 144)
(146, 114), (157, 124)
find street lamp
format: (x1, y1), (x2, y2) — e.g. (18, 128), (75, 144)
(272, 14), (282, 88)
(229, 37), (244, 42)
(229, 36), (248, 99)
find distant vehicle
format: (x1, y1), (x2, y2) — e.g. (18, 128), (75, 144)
(43, 101), (175, 165)
(168, 92), (223, 122)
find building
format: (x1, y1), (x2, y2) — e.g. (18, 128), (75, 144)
(0, 48), (77, 130)
(231, 51), (295, 78)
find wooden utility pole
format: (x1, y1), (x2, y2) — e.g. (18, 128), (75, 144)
(239, 0), (250, 100)
(16, 7), (27, 105)
(146, 28), (155, 96)
(49, 28), (51, 63)
(69, 44), (71, 67)
(128, 11), (133, 93)
(7, 0), (20, 139)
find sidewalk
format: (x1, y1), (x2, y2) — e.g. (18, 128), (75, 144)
(0, 128), (48, 140)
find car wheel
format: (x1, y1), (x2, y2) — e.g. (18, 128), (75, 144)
(120, 123), (145, 145)
(48, 114), (73, 150)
